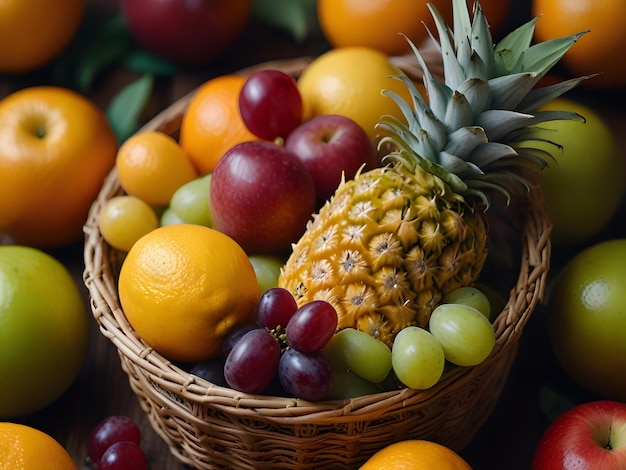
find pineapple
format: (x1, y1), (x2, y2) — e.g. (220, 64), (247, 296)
(279, 0), (589, 347)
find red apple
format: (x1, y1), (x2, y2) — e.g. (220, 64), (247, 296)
(284, 114), (378, 207)
(532, 400), (626, 470)
(120, 0), (251, 66)
(209, 140), (316, 254)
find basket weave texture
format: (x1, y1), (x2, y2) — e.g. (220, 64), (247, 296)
(83, 55), (552, 469)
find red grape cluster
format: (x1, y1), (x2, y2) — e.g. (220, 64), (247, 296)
(192, 288), (338, 401)
(87, 415), (146, 469)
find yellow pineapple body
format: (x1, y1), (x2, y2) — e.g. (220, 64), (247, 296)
(279, 164), (488, 347)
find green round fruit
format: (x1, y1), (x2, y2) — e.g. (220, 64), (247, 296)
(0, 245), (89, 418)
(547, 239), (626, 401)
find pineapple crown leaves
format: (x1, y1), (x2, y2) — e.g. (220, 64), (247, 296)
(377, 0), (591, 207)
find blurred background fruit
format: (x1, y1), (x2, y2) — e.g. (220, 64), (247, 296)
(297, 46), (414, 140)
(0, 86), (117, 248)
(0, 422), (78, 470)
(360, 439), (472, 470)
(534, 98), (625, 247)
(119, 0), (251, 66)
(532, 0), (626, 88)
(179, 75), (261, 175)
(118, 224), (259, 363)
(0, 246), (89, 419)
(317, 0), (512, 56)
(0, 0), (84, 73)
(546, 239), (626, 402)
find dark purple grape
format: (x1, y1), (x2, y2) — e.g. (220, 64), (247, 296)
(221, 323), (258, 357)
(99, 441), (147, 470)
(224, 329), (280, 394)
(87, 415), (141, 464)
(190, 356), (228, 387)
(239, 69), (303, 140)
(286, 300), (338, 352)
(278, 348), (333, 401)
(257, 287), (298, 330)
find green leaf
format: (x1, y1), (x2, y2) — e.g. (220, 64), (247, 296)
(539, 386), (577, 422)
(106, 74), (154, 143)
(122, 49), (178, 77)
(252, 0), (318, 43)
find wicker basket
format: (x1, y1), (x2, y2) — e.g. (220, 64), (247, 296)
(83, 54), (552, 469)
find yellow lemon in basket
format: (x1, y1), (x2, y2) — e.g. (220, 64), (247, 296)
(116, 130), (199, 207)
(360, 440), (472, 470)
(0, 245), (89, 419)
(297, 46), (413, 139)
(118, 224), (258, 362)
(0, 422), (78, 469)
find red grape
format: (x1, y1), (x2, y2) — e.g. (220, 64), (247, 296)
(239, 69), (303, 140)
(221, 323), (258, 357)
(257, 287), (298, 330)
(224, 328), (280, 394)
(286, 300), (338, 352)
(99, 441), (147, 470)
(278, 348), (333, 401)
(190, 356), (228, 387)
(87, 415), (141, 464)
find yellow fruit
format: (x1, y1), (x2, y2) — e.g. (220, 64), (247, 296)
(118, 224), (258, 362)
(0, 246), (89, 419)
(0, 0), (84, 73)
(0, 422), (77, 470)
(116, 130), (199, 207)
(535, 98), (625, 247)
(297, 46), (414, 139)
(0, 86), (118, 248)
(360, 439), (472, 470)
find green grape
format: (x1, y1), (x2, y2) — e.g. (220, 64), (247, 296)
(99, 195), (158, 252)
(442, 286), (491, 320)
(323, 328), (392, 384)
(429, 303), (496, 367)
(160, 207), (185, 226)
(248, 254), (284, 296)
(326, 367), (381, 400)
(168, 174), (213, 226)
(391, 326), (445, 390)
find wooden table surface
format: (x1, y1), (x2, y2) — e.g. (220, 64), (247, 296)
(4, 1), (626, 469)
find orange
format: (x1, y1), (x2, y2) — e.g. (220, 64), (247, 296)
(118, 224), (259, 363)
(360, 439), (472, 470)
(0, 0), (84, 73)
(0, 422), (77, 470)
(532, 0), (626, 88)
(297, 47), (414, 140)
(0, 246), (89, 419)
(116, 130), (199, 206)
(0, 86), (118, 248)
(317, 0), (512, 56)
(179, 75), (260, 175)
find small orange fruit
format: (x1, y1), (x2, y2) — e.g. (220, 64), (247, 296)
(297, 47), (414, 140)
(118, 224), (259, 363)
(0, 422), (77, 470)
(179, 75), (260, 175)
(116, 130), (198, 206)
(317, 0), (512, 56)
(0, 0), (84, 73)
(532, 0), (626, 88)
(0, 86), (118, 248)
(360, 439), (472, 470)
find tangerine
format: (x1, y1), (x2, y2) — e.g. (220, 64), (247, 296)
(116, 130), (198, 206)
(532, 0), (626, 88)
(317, 0), (512, 56)
(0, 422), (77, 470)
(179, 75), (260, 175)
(0, 86), (117, 248)
(0, 0), (84, 73)
(118, 224), (259, 363)
(360, 439), (472, 470)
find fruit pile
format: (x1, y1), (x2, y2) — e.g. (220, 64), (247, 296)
(87, 416), (147, 470)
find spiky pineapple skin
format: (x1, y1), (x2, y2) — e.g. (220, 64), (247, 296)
(278, 164), (488, 347)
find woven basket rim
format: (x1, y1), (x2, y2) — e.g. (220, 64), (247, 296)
(82, 52), (552, 467)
